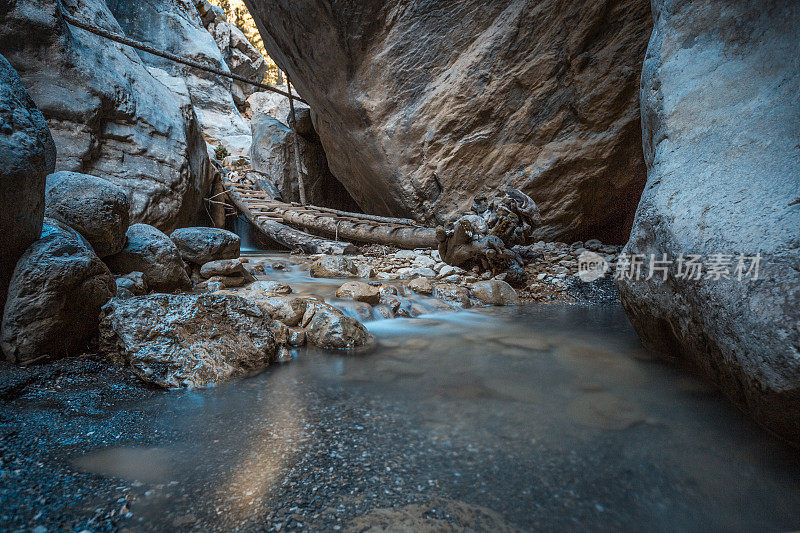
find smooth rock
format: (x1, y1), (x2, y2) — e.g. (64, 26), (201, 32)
(304, 302), (373, 350)
(170, 227), (240, 265)
(207, 20), (267, 107)
(44, 171), (130, 257)
(470, 280), (520, 306)
(310, 256), (357, 278)
(248, 280), (293, 295)
(199, 258), (251, 279)
(0, 54), (56, 309)
(197, 275), (246, 290)
(100, 293), (280, 388)
(105, 224), (192, 292)
(617, 0), (800, 443)
(336, 281), (381, 305)
(405, 277), (434, 295)
(433, 283), (471, 308)
(233, 293), (308, 327)
(1, 219), (115, 363)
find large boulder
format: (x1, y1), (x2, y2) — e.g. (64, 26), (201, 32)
(170, 227), (240, 265)
(44, 171), (130, 257)
(309, 255), (357, 278)
(0, 0), (213, 232)
(0, 54), (56, 310)
(617, 1), (800, 443)
(247, 89), (309, 122)
(105, 0), (251, 156)
(105, 224), (192, 292)
(469, 280), (520, 306)
(246, 0), (652, 242)
(1, 218), (116, 364)
(100, 293), (280, 388)
(208, 20), (268, 107)
(250, 113), (360, 211)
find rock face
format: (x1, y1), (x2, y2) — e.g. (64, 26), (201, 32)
(246, 88), (309, 121)
(44, 171), (130, 258)
(170, 227), (241, 265)
(208, 19), (267, 107)
(245, 0), (651, 241)
(0, 54), (56, 309)
(250, 113), (360, 211)
(106, 0), (251, 157)
(1, 219), (116, 364)
(100, 293), (279, 388)
(617, 0), (800, 443)
(0, 0), (213, 233)
(105, 224), (192, 292)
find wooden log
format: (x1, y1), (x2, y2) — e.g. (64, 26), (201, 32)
(225, 183), (356, 255)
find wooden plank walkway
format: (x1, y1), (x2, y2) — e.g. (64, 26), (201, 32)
(222, 179), (438, 251)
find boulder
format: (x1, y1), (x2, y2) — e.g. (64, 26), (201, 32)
(405, 277), (434, 295)
(336, 281), (381, 305)
(309, 255), (357, 278)
(105, 0), (251, 156)
(115, 272), (147, 297)
(246, 0), (651, 242)
(0, 0), (213, 232)
(199, 258), (253, 280)
(469, 280), (520, 306)
(100, 293), (280, 388)
(105, 224), (192, 292)
(250, 113), (360, 211)
(170, 227), (241, 265)
(433, 283), (471, 308)
(0, 54), (56, 309)
(207, 20), (268, 107)
(303, 302), (373, 350)
(248, 280), (293, 295)
(617, 0), (800, 443)
(1, 218), (116, 364)
(228, 292), (308, 327)
(44, 171), (130, 257)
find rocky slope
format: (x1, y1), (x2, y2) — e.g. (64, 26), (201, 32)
(617, 0), (800, 443)
(244, 0), (652, 242)
(0, 0), (213, 233)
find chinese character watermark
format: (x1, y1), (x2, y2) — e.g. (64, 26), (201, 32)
(577, 252), (761, 282)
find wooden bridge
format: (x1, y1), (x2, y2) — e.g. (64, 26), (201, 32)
(223, 178), (438, 254)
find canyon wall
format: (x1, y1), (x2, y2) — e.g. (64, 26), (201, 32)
(617, 0), (800, 442)
(244, 0), (652, 242)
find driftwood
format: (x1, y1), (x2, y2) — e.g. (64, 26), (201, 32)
(225, 182), (356, 255)
(224, 178), (438, 250)
(437, 187), (543, 286)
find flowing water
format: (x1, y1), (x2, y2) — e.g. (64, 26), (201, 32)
(66, 253), (800, 531)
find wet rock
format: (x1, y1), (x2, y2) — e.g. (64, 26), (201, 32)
(336, 281), (381, 305)
(1, 219), (115, 364)
(197, 275), (246, 290)
(0, 0), (213, 232)
(245, 0), (650, 241)
(226, 291), (308, 327)
(199, 258), (253, 280)
(433, 283), (471, 308)
(248, 280), (293, 295)
(105, 224), (192, 292)
(100, 293), (279, 388)
(405, 277), (434, 296)
(470, 280), (520, 306)
(303, 302), (373, 350)
(0, 54), (56, 310)
(310, 255), (357, 278)
(44, 171), (130, 257)
(617, 0), (800, 444)
(169, 227), (240, 265)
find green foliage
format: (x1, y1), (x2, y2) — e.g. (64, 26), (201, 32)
(214, 144), (230, 160)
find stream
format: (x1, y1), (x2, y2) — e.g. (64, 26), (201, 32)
(9, 252), (800, 531)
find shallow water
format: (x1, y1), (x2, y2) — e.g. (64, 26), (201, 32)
(69, 253), (800, 531)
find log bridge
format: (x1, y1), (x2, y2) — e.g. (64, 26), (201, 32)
(223, 179), (438, 254)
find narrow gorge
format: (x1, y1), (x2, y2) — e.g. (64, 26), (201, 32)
(0, 0), (798, 531)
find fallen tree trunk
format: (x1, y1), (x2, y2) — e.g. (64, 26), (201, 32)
(225, 184), (356, 255)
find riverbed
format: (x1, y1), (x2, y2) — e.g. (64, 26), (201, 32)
(1, 252), (799, 531)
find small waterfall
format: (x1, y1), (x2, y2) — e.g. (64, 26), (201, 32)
(226, 214), (274, 252)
